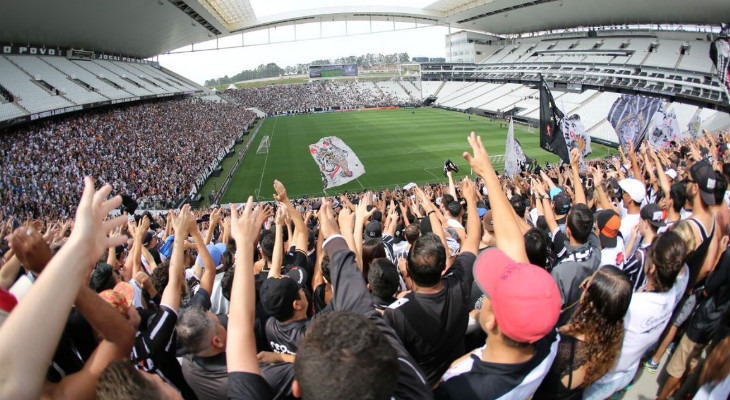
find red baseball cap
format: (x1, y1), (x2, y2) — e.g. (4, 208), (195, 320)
(0, 287), (17, 313)
(473, 248), (561, 343)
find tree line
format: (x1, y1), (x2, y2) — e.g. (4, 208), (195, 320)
(204, 52), (410, 87)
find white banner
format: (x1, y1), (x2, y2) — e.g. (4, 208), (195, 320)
(648, 104), (683, 149)
(309, 136), (365, 190)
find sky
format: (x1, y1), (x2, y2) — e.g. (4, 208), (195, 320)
(157, 23), (449, 85)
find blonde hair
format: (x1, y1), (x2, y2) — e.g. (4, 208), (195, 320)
(670, 220), (697, 254)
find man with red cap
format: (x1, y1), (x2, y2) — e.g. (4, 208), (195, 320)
(435, 133), (561, 399)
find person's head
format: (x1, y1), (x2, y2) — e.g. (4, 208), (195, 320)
(670, 220), (697, 255)
(523, 228), (548, 269)
(406, 233), (446, 288)
(440, 194), (455, 212)
(90, 263), (118, 293)
(552, 192), (572, 216)
(639, 203), (666, 235)
(97, 360), (182, 400)
(150, 261), (172, 294)
(647, 231), (687, 292)
(176, 305), (226, 356)
(143, 231), (158, 249)
(595, 209), (621, 249)
(260, 231), (275, 262)
(669, 182), (687, 213)
(618, 178), (645, 210)
(687, 160), (718, 208)
(320, 254), (331, 284)
(367, 258), (399, 300)
(404, 224), (420, 245)
(361, 238), (386, 281)
(473, 248), (561, 348)
(698, 336), (730, 388)
(566, 203), (594, 244)
(446, 200), (462, 218)
(510, 195), (527, 218)
(568, 266), (632, 386)
(260, 276), (308, 322)
(365, 220), (383, 239)
(481, 210), (496, 245)
(293, 312), (398, 400)
(712, 170), (727, 206)
(221, 267), (234, 301)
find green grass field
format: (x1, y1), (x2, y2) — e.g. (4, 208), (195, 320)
(218, 108), (618, 203)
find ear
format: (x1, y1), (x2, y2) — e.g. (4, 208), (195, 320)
(366, 283), (371, 291)
(293, 299), (303, 311)
(292, 380), (301, 398)
(211, 335), (224, 350)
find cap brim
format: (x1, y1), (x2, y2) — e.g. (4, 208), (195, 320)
(599, 232), (618, 248)
(647, 219), (667, 228)
(700, 190), (717, 206)
(473, 248), (514, 298)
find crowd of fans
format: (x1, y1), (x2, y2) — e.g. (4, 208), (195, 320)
(0, 98), (256, 221)
(1, 122), (730, 400)
(226, 80), (418, 115)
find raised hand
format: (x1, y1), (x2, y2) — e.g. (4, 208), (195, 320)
(570, 148), (581, 167)
(230, 197), (262, 248)
(274, 206), (286, 226)
(318, 198), (340, 239)
(272, 180), (289, 203)
(460, 177), (477, 202)
(171, 204), (194, 238)
(462, 132), (492, 178)
(9, 226), (52, 275)
(67, 177), (128, 266)
(338, 206), (355, 234)
(355, 193), (375, 222)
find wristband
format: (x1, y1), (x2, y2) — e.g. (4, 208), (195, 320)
(427, 211), (435, 216)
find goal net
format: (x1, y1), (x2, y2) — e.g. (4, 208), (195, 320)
(256, 135), (270, 155)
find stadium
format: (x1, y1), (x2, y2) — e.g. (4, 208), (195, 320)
(1, 1), (730, 400)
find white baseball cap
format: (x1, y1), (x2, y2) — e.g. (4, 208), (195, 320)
(618, 178), (646, 203)
(666, 169), (678, 180)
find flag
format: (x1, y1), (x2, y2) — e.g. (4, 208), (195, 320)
(710, 24), (730, 105)
(309, 136), (365, 190)
(687, 109), (703, 138)
(539, 76), (570, 163)
(504, 118), (527, 177)
(562, 113), (592, 171)
(607, 94), (663, 149)
(648, 104), (682, 149)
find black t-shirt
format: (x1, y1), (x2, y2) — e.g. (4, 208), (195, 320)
(687, 246), (730, 343)
(182, 352), (228, 400)
(533, 333), (587, 400)
(48, 308), (96, 382)
(434, 330), (558, 400)
(132, 305), (198, 400)
(384, 251), (477, 386)
(228, 372), (273, 400)
(264, 317), (311, 354)
(313, 283), (328, 313)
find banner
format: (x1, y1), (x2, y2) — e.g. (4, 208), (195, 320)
(607, 94), (663, 149)
(562, 113), (591, 171)
(539, 76), (570, 164)
(709, 25), (730, 105)
(687, 109), (703, 138)
(309, 136), (365, 190)
(504, 118), (527, 177)
(648, 104), (682, 149)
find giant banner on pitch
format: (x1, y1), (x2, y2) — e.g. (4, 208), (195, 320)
(607, 94), (663, 149)
(309, 136), (365, 190)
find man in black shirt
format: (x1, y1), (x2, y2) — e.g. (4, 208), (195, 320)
(368, 258), (400, 311)
(384, 179), (481, 386)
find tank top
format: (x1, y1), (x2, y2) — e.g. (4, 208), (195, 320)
(685, 217), (715, 287)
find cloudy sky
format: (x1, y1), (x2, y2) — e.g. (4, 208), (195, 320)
(157, 3), (449, 85)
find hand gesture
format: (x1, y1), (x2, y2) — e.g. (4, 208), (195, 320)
(139, 215), (150, 233)
(460, 177), (477, 203)
(171, 204), (194, 238)
(274, 206), (286, 226)
(318, 198), (340, 239)
(9, 226), (52, 275)
(462, 132), (492, 178)
(66, 177), (128, 266)
(230, 197), (262, 248)
(355, 193), (375, 222)
(273, 180), (289, 203)
(570, 148), (581, 166)
(134, 271), (152, 289)
(338, 206), (355, 234)
(591, 166), (603, 188)
(210, 208), (222, 226)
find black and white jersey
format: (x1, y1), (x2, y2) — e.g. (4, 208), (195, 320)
(434, 330), (559, 400)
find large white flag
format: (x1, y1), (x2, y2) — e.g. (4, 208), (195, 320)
(309, 136), (365, 190)
(648, 104), (682, 149)
(504, 118), (526, 177)
(687, 109), (703, 139)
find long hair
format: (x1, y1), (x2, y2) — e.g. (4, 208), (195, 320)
(563, 266), (632, 386)
(698, 336), (730, 387)
(362, 239), (386, 282)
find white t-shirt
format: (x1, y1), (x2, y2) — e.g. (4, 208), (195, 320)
(596, 266), (689, 384)
(209, 272), (230, 315)
(619, 214), (640, 247)
(447, 218), (464, 229)
(600, 236), (625, 268)
(693, 373), (730, 400)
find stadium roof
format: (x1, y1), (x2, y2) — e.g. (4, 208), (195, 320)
(2, 0), (729, 58)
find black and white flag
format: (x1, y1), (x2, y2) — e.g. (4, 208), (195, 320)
(607, 94), (663, 150)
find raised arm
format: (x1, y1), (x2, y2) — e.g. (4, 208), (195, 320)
(268, 207), (286, 278)
(163, 204), (194, 312)
(273, 180), (308, 252)
(227, 197), (262, 375)
(459, 177), (481, 255)
(415, 186), (448, 251)
(203, 208), (222, 245)
(447, 170), (457, 199)
(649, 146), (671, 196)
(464, 133), (528, 263)
(190, 218), (216, 295)
(45, 287), (135, 400)
(0, 177), (127, 400)
(569, 149), (586, 205)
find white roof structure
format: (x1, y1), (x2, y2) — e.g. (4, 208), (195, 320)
(1, 0), (728, 58)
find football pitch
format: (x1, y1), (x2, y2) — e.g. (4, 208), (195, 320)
(219, 108), (618, 203)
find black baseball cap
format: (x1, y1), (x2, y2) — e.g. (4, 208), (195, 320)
(689, 161), (718, 206)
(596, 209), (621, 248)
(365, 220), (382, 239)
(260, 277), (300, 321)
(640, 203), (667, 228)
(553, 192), (571, 215)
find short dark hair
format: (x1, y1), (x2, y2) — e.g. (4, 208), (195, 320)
(221, 267), (234, 301)
(713, 170), (727, 205)
(649, 231), (687, 292)
(368, 258), (399, 299)
(97, 360), (161, 400)
(150, 261), (170, 294)
(441, 194), (455, 208)
(446, 201), (462, 218)
(510, 195), (527, 218)
(669, 182), (687, 213)
(404, 224), (420, 244)
(567, 204), (594, 244)
(407, 233), (446, 287)
(176, 305), (216, 355)
(261, 231), (275, 262)
(295, 312), (399, 400)
(524, 228), (548, 268)
(320, 255), (331, 283)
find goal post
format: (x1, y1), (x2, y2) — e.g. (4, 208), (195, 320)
(256, 135), (270, 155)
